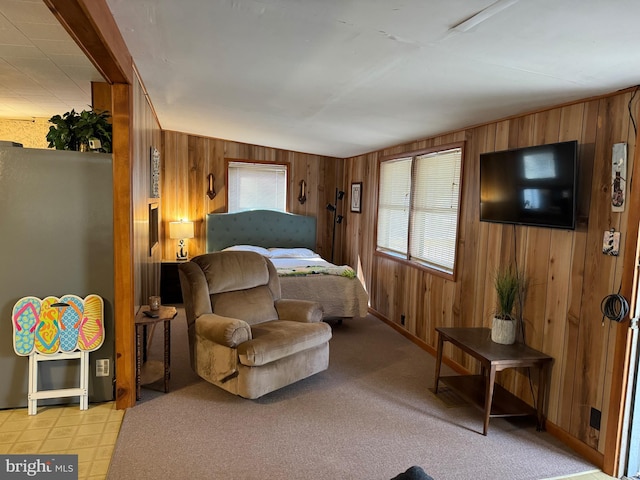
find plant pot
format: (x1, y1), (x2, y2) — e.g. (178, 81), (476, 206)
(491, 316), (517, 345)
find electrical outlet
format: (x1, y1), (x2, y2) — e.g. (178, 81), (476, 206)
(96, 359), (110, 377)
(590, 407), (601, 430)
(400, 314), (406, 326)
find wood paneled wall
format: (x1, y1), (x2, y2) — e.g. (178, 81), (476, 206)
(98, 75), (162, 309)
(342, 90), (639, 454)
(131, 72), (162, 307)
(160, 131), (343, 262)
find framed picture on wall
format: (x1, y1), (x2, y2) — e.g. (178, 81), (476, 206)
(150, 147), (160, 198)
(149, 203), (159, 256)
(351, 182), (362, 213)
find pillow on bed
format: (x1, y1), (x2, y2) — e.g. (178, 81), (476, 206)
(268, 247), (320, 258)
(222, 245), (271, 257)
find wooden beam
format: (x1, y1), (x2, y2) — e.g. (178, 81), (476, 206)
(43, 0), (132, 84)
(112, 83), (136, 409)
(603, 94), (640, 476)
(91, 82), (112, 115)
(45, 0), (138, 409)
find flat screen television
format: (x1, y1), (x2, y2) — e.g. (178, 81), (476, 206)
(479, 140), (578, 229)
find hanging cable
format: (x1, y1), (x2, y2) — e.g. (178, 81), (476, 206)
(512, 224), (526, 345)
(512, 225), (536, 408)
(600, 292), (629, 325)
(628, 85), (639, 138)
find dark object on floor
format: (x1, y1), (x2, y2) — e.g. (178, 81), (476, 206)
(390, 465), (434, 480)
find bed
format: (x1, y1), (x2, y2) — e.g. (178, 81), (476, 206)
(206, 210), (369, 319)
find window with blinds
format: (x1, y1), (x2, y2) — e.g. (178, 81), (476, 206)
(376, 144), (463, 277)
(227, 161), (288, 213)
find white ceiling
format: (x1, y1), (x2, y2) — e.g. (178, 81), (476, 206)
(2, 1), (640, 158)
(0, 0), (103, 119)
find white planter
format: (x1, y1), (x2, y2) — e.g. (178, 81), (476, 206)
(491, 316), (517, 344)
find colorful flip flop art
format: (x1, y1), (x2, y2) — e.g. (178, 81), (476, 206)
(11, 294), (104, 356)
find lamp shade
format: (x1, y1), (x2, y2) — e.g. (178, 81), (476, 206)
(169, 221), (194, 239)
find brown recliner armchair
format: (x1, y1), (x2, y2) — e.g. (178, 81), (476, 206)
(178, 250), (332, 399)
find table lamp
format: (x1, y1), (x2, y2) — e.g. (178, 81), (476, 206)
(169, 220), (194, 260)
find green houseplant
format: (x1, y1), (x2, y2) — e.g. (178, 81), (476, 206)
(491, 265), (526, 344)
(46, 108), (112, 153)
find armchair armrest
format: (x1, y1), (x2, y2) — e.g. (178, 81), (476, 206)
(195, 313), (252, 348)
(275, 299), (323, 323)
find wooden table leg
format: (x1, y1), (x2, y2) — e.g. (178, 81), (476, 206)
(483, 365), (496, 435)
(536, 363), (547, 431)
(434, 333), (445, 393)
(135, 324), (142, 401)
(163, 319), (170, 393)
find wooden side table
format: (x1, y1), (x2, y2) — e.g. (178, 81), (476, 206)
(134, 305), (178, 401)
(434, 327), (553, 435)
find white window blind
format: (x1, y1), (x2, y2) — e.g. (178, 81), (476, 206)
(376, 146), (463, 276)
(228, 161), (287, 213)
(410, 148), (462, 272)
(377, 157), (412, 256)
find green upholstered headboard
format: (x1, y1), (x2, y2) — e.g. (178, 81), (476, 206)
(206, 210), (317, 252)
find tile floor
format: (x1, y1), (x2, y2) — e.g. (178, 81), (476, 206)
(0, 401), (619, 480)
(548, 472), (616, 480)
(0, 402), (123, 480)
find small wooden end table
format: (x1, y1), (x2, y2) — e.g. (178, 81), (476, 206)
(134, 305), (178, 401)
(434, 327), (553, 435)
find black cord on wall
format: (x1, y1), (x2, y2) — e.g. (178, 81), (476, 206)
(512, 225), (536, 408)
(628, 85), (639, 138)
(600, 291), (630, 325)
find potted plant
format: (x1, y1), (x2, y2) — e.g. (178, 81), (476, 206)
(46, 108), (112, 153)
(491, 265), (526, 344)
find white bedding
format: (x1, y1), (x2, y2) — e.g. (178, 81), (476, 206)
(269, 256), (330, 269)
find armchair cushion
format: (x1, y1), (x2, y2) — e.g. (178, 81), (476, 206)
(275, 299), (323, 323)
(211, 285), (278, 326)
(195, 313), (251, 348)
(194, 251), (272, 294)
(238, 320), (332, 367)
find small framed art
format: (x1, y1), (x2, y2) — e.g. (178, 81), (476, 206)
(350, 182), (362, 213)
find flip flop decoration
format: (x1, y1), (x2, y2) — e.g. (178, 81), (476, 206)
(35, 296), (61, 354)
(11, 294), (104, 356)
(78, 294), (105, 352)
(12, 296), (41, 355)
(58, 295), (84, 352)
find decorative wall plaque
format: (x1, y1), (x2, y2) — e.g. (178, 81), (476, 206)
(150, 147), (160, 198)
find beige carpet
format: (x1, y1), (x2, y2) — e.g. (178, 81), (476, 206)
(107, 310), (596, 480)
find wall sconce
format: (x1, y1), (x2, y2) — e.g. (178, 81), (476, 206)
(207, 174), (216, 200)
(298, 180), (307, 204)
(169, 220), (195, 260)
(326, 188), (345, 263)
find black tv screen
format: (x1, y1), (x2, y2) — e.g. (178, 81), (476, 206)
(479, 140), (577, 229)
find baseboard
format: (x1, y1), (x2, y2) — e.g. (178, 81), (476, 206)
(368, 309), (469, 375)
(545, 421), (604, 469)
(368, 308), (604, 469)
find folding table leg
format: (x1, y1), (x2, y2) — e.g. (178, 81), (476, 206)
(80, 351), (89, 410)
(28, 354), (37, 415)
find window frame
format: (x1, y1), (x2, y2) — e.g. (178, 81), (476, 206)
(374, 142), (465, 281)
(225, 159), (290, 213)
